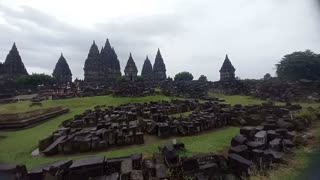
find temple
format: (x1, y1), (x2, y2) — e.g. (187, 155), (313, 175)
(152, 49), (166, 81)
(124, 53), (138, 81)
(100, 39), (121, 81)
(84, 41), (101, 83)
(219, 54), (236, 81)
(52, 53), (72, 83)
(0, 43), (28, 80)
(141, 56), (153, 81)
(84, 39), (121, 83)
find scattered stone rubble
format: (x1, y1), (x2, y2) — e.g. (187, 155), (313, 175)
(38, 99), (304, 157)
(2, 100), (314, 179)
(227, 108), (312, 177)
(112, 82), (155, 97)
(2, 124), (313, 180)
(212, 79), (320, 102)
(161, 80), (210, 99)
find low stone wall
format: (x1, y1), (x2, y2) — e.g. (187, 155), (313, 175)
(0, 107), (69, 130)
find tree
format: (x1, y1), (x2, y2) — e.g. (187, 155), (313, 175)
(16, 73), (56, 86)
(174, 71), (194, 81)
(263, 73), (272, 80)
(198, 75), (207, 81)
(276, 50), (320, 80)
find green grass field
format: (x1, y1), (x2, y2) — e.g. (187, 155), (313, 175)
(0, 94), (240, 168)
(0, 93), (319, 180)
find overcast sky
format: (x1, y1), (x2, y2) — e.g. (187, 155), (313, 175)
(0, 0), (319, 81)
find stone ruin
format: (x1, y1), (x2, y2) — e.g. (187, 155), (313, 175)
(38, 100), (200, 156)
(112, 82), (155, 97)
(226, 112), (312, 177)
(2, 99), (314, 180)
(251, 79), (320, 102)
(212, 79), (320, 102)
(161, 80), (211, 99)
(38, 99), (304, 157)
(2, 119), (313, 180)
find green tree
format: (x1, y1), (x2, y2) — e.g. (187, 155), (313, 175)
(174, 71), (194, 81)
(276, 50), (320, 80)
(198, 75), (208, 81)
(16, 73), (56, 86)
(263, 73), (272, 80)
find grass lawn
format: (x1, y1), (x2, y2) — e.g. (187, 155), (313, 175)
(0, 95), (175, 167)
(209, 92), (266, 105)
(0, 94), (240, 168)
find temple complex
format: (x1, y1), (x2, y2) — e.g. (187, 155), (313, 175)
(152, 49), (167, 81)
(0, 43), (28, 80)
(52, 53), (72, 83)
(124, 53), (138, 81)
(141, 56), (153, 80)
(219, 54), (236, 81)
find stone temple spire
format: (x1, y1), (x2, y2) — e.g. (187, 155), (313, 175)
(52, 53), (72, 83)
(219, 54), (236, 81)
(3, 42), (28, 77)
(99, 39), (121, 81)
(141, 56), (153, 81)
(84, 40), (102, 82)
(111, 47), (121, 77)
(152, 48), (166, 81)
(124, 53), (138, 81)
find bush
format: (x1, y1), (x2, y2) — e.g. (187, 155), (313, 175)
(198, 75), (208, 81)
(174, 71), (194, 81)
(16, 73), (56, 86)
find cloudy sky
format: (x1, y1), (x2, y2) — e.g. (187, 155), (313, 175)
(0, 0), (319, 81)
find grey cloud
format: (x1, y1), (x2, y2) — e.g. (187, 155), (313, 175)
(0, 0), (320, 81)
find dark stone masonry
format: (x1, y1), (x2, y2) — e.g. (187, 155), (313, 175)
(219, 54), (236, 82)
(141, 56), (153, 81)
(124, 53), (138, 82)
(84, 39), (121, 84)
(152, 49), (167, 81)
(0, 43), (28, 81)
(52, 53), (72, 83)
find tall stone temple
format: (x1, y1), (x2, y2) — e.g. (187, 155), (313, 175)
(84, 39), (121, 83)
(152, 49), (166, 81)
(124, 53), (138, 82)
(0, 43), (28, 80)
(141, 56), (153, 80)
(52, 53), (72, 83)
(219, 54), (236, 81)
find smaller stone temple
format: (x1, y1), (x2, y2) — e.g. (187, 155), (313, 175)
(0, 43), (28, 80)
(52, 53), (72, 83)
(152, 48), (166, 81)
(124, 53), (138, 81)
(141, 56), (153, 81)
(219, 54), (236, 81)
